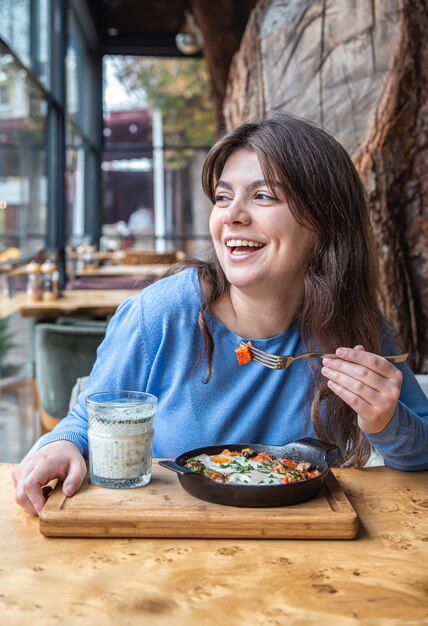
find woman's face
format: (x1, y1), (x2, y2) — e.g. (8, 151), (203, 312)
(209, 149), (314, 296)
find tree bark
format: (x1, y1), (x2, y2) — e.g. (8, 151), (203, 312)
(354, 0), (428, 374)
(223, 0), (428, 372)
(191, 0), (255, 133)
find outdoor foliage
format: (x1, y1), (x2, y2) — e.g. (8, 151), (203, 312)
(110, 56), (216, 168)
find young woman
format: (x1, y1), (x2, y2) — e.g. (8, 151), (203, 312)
(13, 113), (428, 515)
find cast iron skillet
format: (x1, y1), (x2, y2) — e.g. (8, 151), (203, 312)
(159, 437), (336, 508)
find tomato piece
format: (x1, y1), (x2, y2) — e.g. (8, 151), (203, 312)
(280, 458), (298, 469)
(235, 344), (252, 365)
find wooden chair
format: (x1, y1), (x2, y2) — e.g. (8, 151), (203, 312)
(122, 250), (185, 265)
(34, 321), (107, 434)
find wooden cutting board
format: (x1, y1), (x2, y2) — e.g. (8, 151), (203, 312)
(39, 462), (359, 539)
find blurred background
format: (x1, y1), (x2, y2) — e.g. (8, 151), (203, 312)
(0, 0), (427, 459)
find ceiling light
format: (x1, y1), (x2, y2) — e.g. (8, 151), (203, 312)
(175, 11), (203, 55)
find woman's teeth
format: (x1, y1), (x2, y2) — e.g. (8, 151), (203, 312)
(226, 239), (264, 248)
(226, 239), (264, 255)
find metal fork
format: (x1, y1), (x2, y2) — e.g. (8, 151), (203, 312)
(240, 342), (409, 370)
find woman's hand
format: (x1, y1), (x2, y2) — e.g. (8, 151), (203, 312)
(11, 440), (87, 516)
(321, 345), (403, 435)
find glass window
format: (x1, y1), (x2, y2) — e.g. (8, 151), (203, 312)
(65, 7), (99, 245)
(0, 41), (47, 254)
(102, 56), (215, 256)
(0, 0), (30, 66)
(0, 0), (50, 86)
(31, 0), (51, 88)
(65, 119), (86, 243)
(67, 10), (95, 139)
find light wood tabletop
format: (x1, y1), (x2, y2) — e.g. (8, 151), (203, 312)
(0, 292), (26, 318)
(75, 263), (170, 277)
(1, 464), (427, 626)
(2, 289), (140, 319)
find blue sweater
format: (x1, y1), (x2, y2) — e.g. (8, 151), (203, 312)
(41, 269), (428, 470)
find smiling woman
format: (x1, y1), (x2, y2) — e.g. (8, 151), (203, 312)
(12, 113), (428, 516)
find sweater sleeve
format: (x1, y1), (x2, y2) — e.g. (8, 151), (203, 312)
(365, 331), (428, 471)
(37, 292), (149, 456)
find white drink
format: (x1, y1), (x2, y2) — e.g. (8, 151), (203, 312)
(87, 392), (157, 489)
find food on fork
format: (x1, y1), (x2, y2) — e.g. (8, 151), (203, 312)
(184, 447), (321, 485)
(235, 341), (253, 365)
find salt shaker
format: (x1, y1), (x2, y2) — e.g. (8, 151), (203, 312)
(51, 268), (61, 299)
(40, 259), (57, 301)
(25, 261), (42, 301)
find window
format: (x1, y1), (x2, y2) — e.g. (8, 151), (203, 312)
(102, 56), (215, 256)
(65, 5), (100, 246)
(0, 84), (10, 105)
(0, 40), (47, 253)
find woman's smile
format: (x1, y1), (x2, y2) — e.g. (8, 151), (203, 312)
(225, 237), (266, 259)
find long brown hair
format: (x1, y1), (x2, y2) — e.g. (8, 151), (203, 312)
(177, 113), (382, 466)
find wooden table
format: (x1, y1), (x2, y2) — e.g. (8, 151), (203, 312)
(0, 292), (25, 318)
(75, 264), (170, 278)
(0, 289), (139, 320)
(1, 465), (427, 625)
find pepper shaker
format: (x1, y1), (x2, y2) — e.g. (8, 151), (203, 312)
(25, 261), (42, 301)
(40, 259), (57, 301)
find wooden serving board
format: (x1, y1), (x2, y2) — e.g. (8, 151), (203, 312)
(39, 462), (359, 539)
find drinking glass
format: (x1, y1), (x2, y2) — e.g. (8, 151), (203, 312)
(86, 390), (157, 489)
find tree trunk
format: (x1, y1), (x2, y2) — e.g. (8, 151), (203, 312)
(223, 0), (428, 372)
(191, 0), (254, 133)
(354, 0), (428, 374)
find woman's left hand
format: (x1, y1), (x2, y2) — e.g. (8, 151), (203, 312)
(321, 345), (403, 434)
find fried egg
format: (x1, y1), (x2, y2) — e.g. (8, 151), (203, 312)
(191, 453), (286, 485)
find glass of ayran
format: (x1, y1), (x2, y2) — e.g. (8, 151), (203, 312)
(86, 390), (157, 488)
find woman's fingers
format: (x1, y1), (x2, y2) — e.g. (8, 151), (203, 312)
(21, 464), (63, 514)
(321, 346), (403, 434)
(322, 347), (402, 393)
(12, 462), (40, 515)
(62, 458), (87, 496)
(12, 441), (86, 516)
(331, 347), (402, 382)
(321, 364), (380, 402)
(14, 482), (40, 515)
(323, 376), (375, 416)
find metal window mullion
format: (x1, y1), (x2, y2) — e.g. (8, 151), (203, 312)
(46, 0), (67, 282)
(84, 50), (103, 242)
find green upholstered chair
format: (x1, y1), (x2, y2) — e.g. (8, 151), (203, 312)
(34, 321), (107, 433)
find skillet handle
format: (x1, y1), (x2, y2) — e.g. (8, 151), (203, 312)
(158, 460), (196, 476)
(294, 437), (337, 458)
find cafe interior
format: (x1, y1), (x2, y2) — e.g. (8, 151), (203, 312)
(0, 0), (256, 460)
(1, 2), (427, 624)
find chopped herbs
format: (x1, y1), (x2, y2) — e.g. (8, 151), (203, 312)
(183, 448), (321, 486)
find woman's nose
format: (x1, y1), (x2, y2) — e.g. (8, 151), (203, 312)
(221, 198), (251, 225)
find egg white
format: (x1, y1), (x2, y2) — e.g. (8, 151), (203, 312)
(193, 453), (286, 485)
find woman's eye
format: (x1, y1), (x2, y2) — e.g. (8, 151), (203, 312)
(214, 194), (231, 204)
(255, 192), (276, 201)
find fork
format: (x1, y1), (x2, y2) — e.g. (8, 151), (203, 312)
(240, 342), (409, 370)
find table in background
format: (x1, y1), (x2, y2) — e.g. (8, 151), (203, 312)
(7, 289), (139, 320)
(1, 465), (427, 625)
(65, 264), (168, 290)
(0, 292), (25, 318)
(74, 263), (170, 278)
